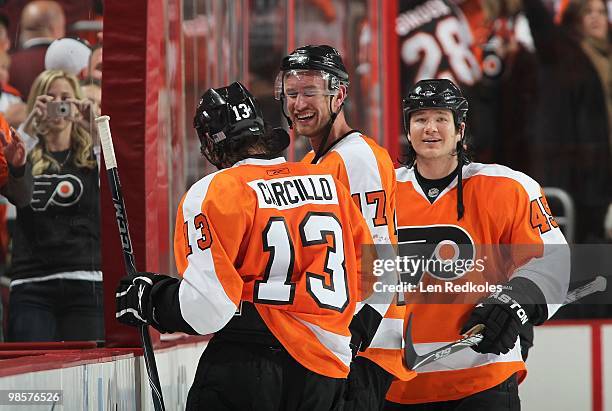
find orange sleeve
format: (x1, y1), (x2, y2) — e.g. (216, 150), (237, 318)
(173, 193), (190, 275)
(172, 171), (253, 335)
(0, 114), (11, 187)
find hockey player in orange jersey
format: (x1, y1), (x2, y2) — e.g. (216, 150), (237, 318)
(384, 79), (570, 410)
(275, 45), (414, 410)
(115, 82), (381, 410)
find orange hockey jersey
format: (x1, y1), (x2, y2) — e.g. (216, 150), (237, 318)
(387, 162), (569, 404)
(173, 157), (374, 378)
(303, 131), (415, 381)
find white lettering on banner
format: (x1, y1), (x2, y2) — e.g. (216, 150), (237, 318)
(248, 175), (338, 210)
(396, 0), (452, 36)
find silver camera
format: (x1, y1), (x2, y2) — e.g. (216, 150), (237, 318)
(47, 101), (71, 119)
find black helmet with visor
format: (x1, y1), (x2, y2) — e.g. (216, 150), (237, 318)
(402, 78), (468, 133)
(275, 45), (349, 164)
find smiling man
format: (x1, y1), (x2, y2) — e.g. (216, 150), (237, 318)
(386, 79), (570, 410)
(275, 45), (415, 410)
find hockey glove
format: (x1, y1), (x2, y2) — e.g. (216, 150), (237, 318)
(115, 272), (173, 330)
(349, 304), (383, 359)
(460, 287), (532, 355)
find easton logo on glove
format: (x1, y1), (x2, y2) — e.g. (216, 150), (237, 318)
(476, 291), (529, 325)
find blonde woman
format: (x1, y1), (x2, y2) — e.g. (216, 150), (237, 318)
(7, 70), (103, 342)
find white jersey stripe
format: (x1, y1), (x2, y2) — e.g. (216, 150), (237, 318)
(296, 316), (352, 367)
(332, 132), (392, 245)
(178, 169), (239, 335)
(10, 271), (103, 287)
(369, 318), (404, 349)
(330, 133), (397, 316)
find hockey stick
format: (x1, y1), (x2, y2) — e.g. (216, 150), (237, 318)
(563, 275), (607, 304)
(404, 275), (608, 370)
(95, 116), (166, 411)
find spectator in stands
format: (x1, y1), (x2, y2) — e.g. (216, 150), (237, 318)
(9, 1), (65, 98)
(0, 113), (33, 342)
(6, 69), (102, 342)
(0, 53), (27, 330)
(44, 37), (91, 77)
(0, 50), (27, 127)
(80, 77), (100, 159)
(518, 0), (612, 320)
(520, 0), (612, 244)
(0, 13), (11, 53)
(80, 77), (100, 118)
(88, 43), (101, 81)
(0, 49), (27, 302)
(465, 0), (539, 172)
(0, 14), (25, 127)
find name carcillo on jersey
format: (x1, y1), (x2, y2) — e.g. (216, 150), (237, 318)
(248, 174), (338, 210)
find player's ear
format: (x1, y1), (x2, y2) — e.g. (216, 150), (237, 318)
(457, 122), (465, 140)
(333, 84), (347, 110)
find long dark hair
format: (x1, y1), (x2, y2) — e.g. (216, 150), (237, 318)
(202, 125), (289, 169)
(561, 0), (610, 39)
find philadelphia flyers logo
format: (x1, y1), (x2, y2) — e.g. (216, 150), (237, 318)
(31, 174), (84, 211)
(397, 224), (475, 282)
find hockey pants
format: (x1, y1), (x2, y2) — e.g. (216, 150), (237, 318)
(186, 336), (345, 410)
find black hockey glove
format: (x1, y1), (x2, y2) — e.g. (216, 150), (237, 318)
(460, 287), (533, 356)
(349, 304), (383, 359)
(115, 272), (175, 331)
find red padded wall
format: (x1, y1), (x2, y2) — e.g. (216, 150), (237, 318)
(101, 0), (167, 348)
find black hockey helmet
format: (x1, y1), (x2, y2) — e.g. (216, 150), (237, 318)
(274, 45), (349, 101)
(194, 81), (265, 145)
(194, 82), (267, 168)
(280, 44), (349, 83)
(402, 79), (468, 132)
(194, 82), (289, 168)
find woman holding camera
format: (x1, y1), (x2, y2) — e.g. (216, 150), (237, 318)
(7, 69), (103, 342)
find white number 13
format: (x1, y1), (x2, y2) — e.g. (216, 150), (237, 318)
(231, 103), (252, 121)
(254, 212), (349, 312)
